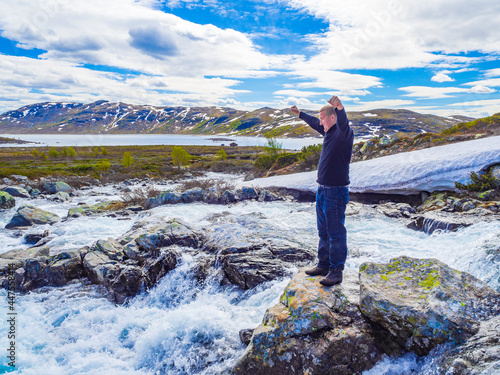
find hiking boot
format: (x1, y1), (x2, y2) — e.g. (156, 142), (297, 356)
(305, 266), (329, 276)
(320, 268), (343, 286)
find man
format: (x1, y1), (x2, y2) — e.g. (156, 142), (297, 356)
(291, 96), (354, 286)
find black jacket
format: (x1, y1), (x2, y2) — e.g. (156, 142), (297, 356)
(299, 108), (354, 186)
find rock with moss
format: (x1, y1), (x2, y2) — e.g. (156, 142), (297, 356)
(43, 181), (74, 194)
(67, 200), (122, 218)
(233, 270), (389, 375)
(4, 186), (30, 198)
(203, 186), (219, 204)
(441, 315), (500, 374)
(5, 205), (61, 229)
(359, 256), (500, 356)
(0, 191), (15, 209)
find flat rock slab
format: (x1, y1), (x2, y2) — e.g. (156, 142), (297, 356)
(359, 256), (500, 356)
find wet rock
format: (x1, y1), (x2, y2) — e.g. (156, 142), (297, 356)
(43, 181), (74, 194)
(442, 315), (500, 374)
(0, 247), (84, 292)
(82, 240), (179, 304)
(181, 187), (203, 203)
(29, 188), (41, 197)
(49, 191), (71, 202)
(145, 191), (182, 209)
(203, 186), (219, 204)
(218, 238), (314, 289)
(492, 164), (500, 186)
(126, 205), (143, 212)
(67, 200), (121, 218)
(407, 214), (472, 234)
(220, 190), (238, 204)
(24, 230), (51, 245)
(0, 191), (15, 209)
(5, 205), (61, 229)
(236, 187), (258, 200)
(4, 186), (30, 198)
(233, 270), (387, 375)
(244, 174), (254, 181)
(377, 202), (416, 218)
(359, 256), (500, 356)
(239, 329), (254, 346)
(134, 219), (202, 253)
(258, 189), (281, 202)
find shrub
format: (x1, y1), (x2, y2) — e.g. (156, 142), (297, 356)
(31, 149), (40, 158)
(255, 154), (277, 170)
(48, 148), (59, 158)
(264, 133), (283, 156)
(273, 153), (300, 169)
(101, 147), (108, 156)
(121, 186), (162, 207)
(67, 147), (77, 157)
(94, 160), (111, 172)
(179, 178), (235, 192)
(171, 146), (191, 169)
(298, 144), (322, 168)
(122, 152), (134, 168)
(455, 170), (497, 192)
(215, 148), (228, 161)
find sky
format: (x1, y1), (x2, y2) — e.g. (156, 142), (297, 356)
(0, 0), (499, 118)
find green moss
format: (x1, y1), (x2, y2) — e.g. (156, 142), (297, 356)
(408, 316), (416, 324)
(419, 271), (440, 289)
(380, 275), (389, 281)
(359, 264), (368, 272)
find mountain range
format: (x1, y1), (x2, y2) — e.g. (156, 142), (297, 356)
(0, 100), (473, 139)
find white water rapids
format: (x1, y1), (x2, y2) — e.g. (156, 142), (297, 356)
(0, 175), (499, 374)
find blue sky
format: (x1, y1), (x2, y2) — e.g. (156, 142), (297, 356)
(0, 0), (499, 117)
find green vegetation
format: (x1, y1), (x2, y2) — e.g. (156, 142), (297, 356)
(171, 146), (192, 169)
(0, 144), (264, 181)
(455, 171), (497, 192)
(215, 148), (227, 161)
(48, 148), (59, 158)
(122, 152), (134, 168)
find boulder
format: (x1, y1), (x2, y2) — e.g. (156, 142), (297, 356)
(359, 256), (500, 356)
(144, 191), (182, 209)
(5, 205), (61, 229)
(220, 190), (238, 204)
(181, 187), (203, 203)
(50, 191), (71, 202)
(236, 187), (258, 200)
(233, 270), (387, 375)
(0, 246), (84, 292)
(67, 200), (121, 217)
(0, 191), (15, 209)
(4, 186), (30, 198)
(442, 315), (500, 374)
(43, 181), (74, 194)
(202, 186), (219, 204)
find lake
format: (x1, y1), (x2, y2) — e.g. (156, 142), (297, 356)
(0, 133), (324, 150)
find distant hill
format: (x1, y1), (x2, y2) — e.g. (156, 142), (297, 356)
(0, 100), (472, 139)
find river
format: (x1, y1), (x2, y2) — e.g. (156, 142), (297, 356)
(0, 174), (498, 374)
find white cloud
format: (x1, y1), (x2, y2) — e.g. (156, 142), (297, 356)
(484, 68), (500, 77)
(346, 99), (415, 111)
(431, 73), (454, 82)
(277, 0), (500, 70)
(398, 86), (489, 99)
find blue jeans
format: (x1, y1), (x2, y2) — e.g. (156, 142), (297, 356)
(316, 186), (350, 270)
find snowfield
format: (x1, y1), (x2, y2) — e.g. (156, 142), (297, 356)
(242, 135), (500, 195)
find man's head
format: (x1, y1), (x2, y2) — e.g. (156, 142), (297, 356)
(319, 105), (337, 132)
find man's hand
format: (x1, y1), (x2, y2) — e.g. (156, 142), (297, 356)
(328, 96), (344, 110)
(290, 105), (300, 115)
